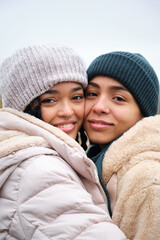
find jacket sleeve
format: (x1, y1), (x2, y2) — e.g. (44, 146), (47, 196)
(112, 160), (160, 240)
(15, 154), (127, 240)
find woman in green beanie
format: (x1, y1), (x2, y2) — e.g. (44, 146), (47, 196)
(84, 51), (160, 240)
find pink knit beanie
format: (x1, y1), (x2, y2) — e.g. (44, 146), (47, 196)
(0, 44), (87, 111)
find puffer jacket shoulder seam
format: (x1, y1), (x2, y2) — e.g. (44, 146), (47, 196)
(7, 166), (27, 238)
(10, 158), (32, 238)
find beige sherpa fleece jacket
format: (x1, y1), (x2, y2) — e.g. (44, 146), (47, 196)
(102, 115), (160, 240)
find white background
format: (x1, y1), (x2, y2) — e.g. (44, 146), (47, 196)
(0, 0), (160, 80)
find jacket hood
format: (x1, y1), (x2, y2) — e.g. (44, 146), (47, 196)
(0, 108), (98, 188)
(102, 115), (160, 184)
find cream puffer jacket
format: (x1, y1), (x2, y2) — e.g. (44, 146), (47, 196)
(102, 115), (160, 240)
(0, 108), (126, 240)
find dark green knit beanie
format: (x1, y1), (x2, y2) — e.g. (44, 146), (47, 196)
(87, 51), (159, 116)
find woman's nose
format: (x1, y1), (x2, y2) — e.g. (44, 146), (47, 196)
(92, 96), (110, 114)
(59, 100), (74, 118)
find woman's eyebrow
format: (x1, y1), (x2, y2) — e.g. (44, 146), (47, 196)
(109, 85), (128, 91)
(88, 82), (128, 92)
(88, 82), (100, 88)
(43, 86), (83, 95)
(44, 89), (58, 95)
(71, 87), (83, 92)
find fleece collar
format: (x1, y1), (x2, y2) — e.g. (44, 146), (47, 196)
(101, 115), (160, 184)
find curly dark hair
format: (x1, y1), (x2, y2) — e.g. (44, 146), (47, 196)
(24, 96), (41, 119)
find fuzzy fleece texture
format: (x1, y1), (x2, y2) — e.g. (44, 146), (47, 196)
(0, 108), (127, 240)
(102, 115), (160, 240)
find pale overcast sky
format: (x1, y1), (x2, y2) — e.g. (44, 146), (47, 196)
(0, 0), (160, 80)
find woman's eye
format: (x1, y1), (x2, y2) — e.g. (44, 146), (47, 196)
(41, 98), (55, 104)
(72, 95), (84, 101)
(113, 96), (125, 102)
(85, 91), (98, 97)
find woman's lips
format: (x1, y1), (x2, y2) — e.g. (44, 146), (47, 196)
(88, 119), (114, 130)
(55, 121), (75, 132)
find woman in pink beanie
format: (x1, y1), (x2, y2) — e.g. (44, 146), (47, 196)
(0, 44), (126, 240)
